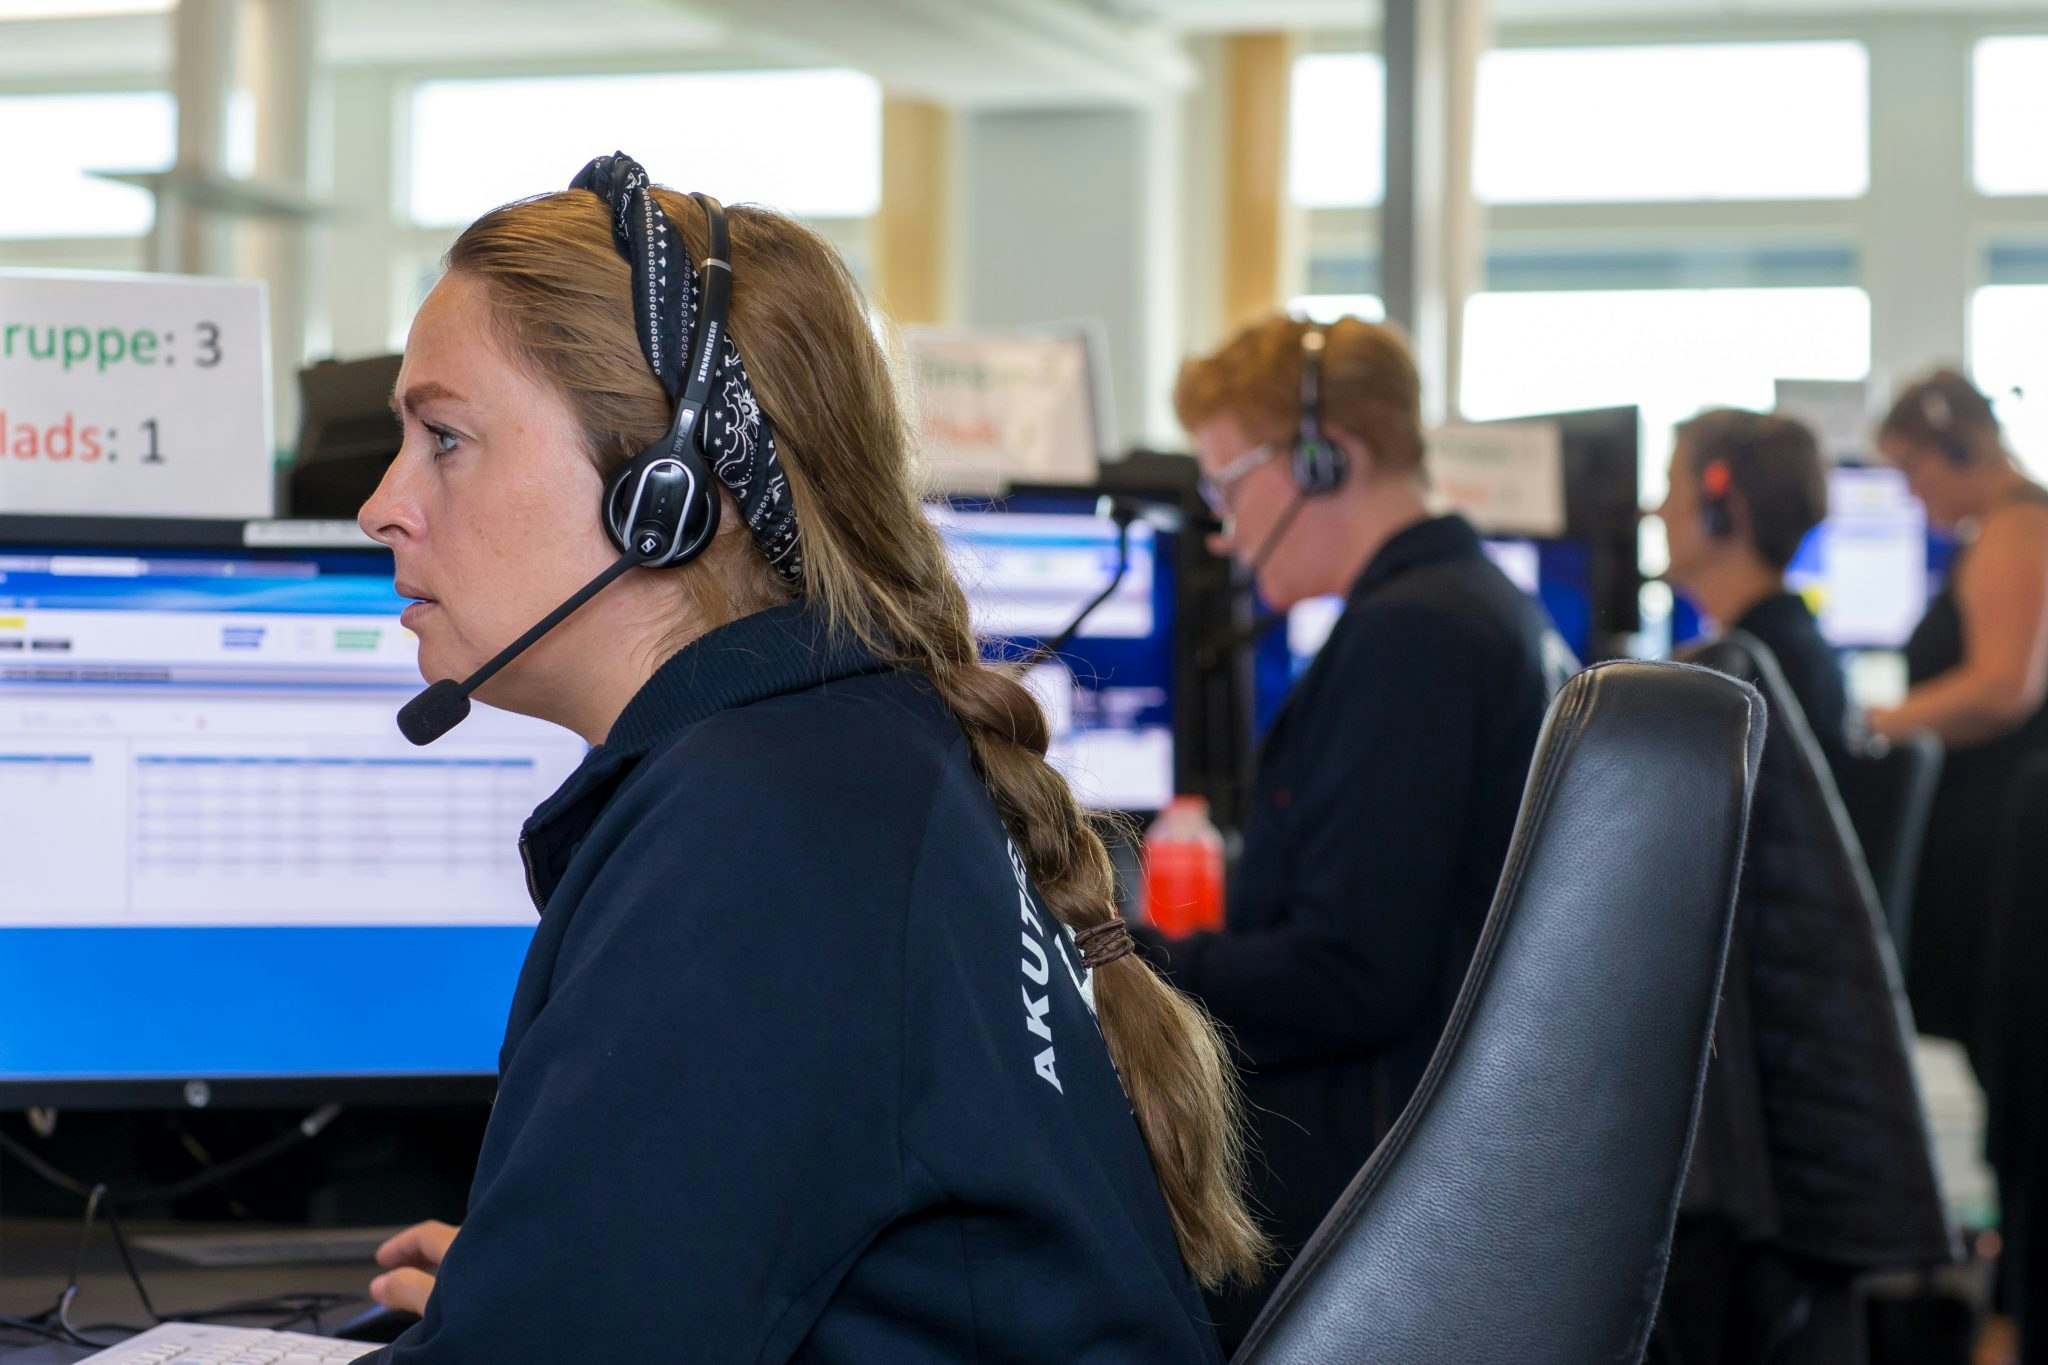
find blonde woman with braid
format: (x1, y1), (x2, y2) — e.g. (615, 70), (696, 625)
(351, 154), (1264, 1362)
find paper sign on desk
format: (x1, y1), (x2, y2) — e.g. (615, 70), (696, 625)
(903, 325), (1105, 493)
(1429, 420), (1565, 537)
(1775, 377), (1875, 466)
(0, 269), (272, 518)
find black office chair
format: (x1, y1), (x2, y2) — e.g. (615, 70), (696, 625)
(1232, 660), (1764, 1365)
(1841, 731), (1944, 966)
(1659, 635), (1951, 1361)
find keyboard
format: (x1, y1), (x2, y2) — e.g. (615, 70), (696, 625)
(77, 1323), (379, 1363)
(131, 1227), (402, 1268)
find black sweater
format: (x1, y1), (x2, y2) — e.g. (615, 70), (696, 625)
(1733, 590), (1854, 794)
(1142, 515), (1556, 1336)
(368, 602), (1223, 1363)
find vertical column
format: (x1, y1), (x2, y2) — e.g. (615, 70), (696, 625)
(1381, 0), (1488, 424)
(1864, 17), (1973, 396)
(1176, 35), (1230, 360)
(958, 105), (1177, 450)
(240, 0), (318, 449)
(1219, 32), (1293, 333)
(157, 0), (237, 277)
(875, 97), (956, 326)
(324, 67), (400, 359)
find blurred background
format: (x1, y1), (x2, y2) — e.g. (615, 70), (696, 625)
(5, 0), (2043, 504)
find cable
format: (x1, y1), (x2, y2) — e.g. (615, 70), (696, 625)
(1196, 489), (1311, 669)
(1013, 504), (1135, 674)
(0, 1128), (90, 1197)
(54, 1184), (109, 1343)
(0, 1107), (353, 1349)
(0, 1104), (342, 1208)
(100, 1195), (159, 1324)
(126, 1105), (342, 1207)
(0, 1313), (81, 1346)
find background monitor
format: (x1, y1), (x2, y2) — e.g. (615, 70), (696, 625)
(0, 517), (589, 1106)
(930, 491), (1176, 813)
(1251, 534), (1589, 735)
(1486, 405), (1643, 652)
(1785, 466), (1933, 650)
(289, 354), (405, 519)
(1671, 466), (1949, 655)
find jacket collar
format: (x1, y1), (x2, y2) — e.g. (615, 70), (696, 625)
(519, 601), (892, 906)
(1733, 590), (1812, 639)
(1348, 513), (1485, 603)
(602, 599), (887, 756)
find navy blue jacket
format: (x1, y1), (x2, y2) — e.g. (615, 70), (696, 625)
(1733, 590), (1854, 793)
(369, 603), (1223, 1364)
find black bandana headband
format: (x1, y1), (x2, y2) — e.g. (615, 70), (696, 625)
(568, 152), (803, 585)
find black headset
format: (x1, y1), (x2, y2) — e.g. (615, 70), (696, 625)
(599, 190), (732, 569)
(1292, 323), (1348, 496)
(1918, 388), (1975, 469)
(1697, 413), (1761, 540)
(1698, 455), (1735, 538)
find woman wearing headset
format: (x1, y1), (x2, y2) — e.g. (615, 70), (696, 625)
(1875, 369), (2048, 1365)
(1871, 370), (2048, 1055)
(350, 154), (1264, 1361)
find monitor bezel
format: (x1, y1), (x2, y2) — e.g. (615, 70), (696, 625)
(0, 514), (515, 1110)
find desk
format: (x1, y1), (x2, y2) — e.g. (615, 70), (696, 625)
(1, 1219), (375, 1362)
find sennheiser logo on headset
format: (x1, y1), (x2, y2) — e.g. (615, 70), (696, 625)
(694, 321), (721, 389)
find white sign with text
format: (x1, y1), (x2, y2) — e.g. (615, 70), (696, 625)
(903, 326), (1103, 493)
(1429, 420), (1566, 537)
(0, 269), (272, 518)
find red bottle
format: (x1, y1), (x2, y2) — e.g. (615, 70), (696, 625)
(1144, 795), (1225, 937)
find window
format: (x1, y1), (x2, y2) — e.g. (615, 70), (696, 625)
(1289, 53), (1385, 208)
(405, 69), (882, 228)
(1460, 286), (1871, 498)
(1474, 42), (1868, 204)
(1970, 285), (2048, 477)
(0, 91), (173, 239)
(1974, 37), (2048, 195)
(1287, 293), (1385, 325)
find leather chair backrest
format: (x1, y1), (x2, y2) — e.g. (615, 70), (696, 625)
(1232, 660), (1763, 1365)
(1841, 731), (1944, 965)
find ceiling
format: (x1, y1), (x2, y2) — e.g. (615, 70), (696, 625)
(4, 0), (2045, 100)
(1111, 0), (2048, 22)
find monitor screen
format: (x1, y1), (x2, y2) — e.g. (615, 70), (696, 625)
(0, 522), (589, 1094)
(1252, 535), (1588, 735)
(930, 496), (1175, 812)
(1785, 467), (1931, 649)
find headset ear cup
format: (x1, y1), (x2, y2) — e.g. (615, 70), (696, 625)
(604, 447), (719, 567)
(1293, 436), (1346, 496)
(1701, 496), (1732, 538)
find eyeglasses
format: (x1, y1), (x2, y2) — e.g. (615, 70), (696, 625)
(1197, 442), (1279, 519)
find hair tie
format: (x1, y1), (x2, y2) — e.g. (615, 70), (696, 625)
(1074, 915), (1137, 971)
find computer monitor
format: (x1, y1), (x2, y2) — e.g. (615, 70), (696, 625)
(1785, 467), (1932, 650)
(1479, 406), (1642, 653)
(929, 492), (1176, 813)
(0, 517), (590, 1106)
(289, 354), (405, 519)
(1251, 535), (1590, 735)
